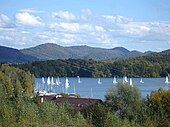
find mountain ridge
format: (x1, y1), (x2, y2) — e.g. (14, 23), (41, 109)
(20, 43), (146, 61)
(0, 45), (37, 63)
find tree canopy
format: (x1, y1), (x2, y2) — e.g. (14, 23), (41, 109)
(15, 50), (170, 77)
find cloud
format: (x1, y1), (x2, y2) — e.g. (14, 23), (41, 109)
(15, 12), (43, 26)
(81, 8), (92, 20)
(103, 15), (132, 24)
(20, 8), (44, 13)
(52, 11), (76, 21)
(0, 14), (15, 28)
(58, 22), (80, 32)
(0, 8), (170, 51)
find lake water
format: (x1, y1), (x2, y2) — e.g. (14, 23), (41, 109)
(36, 77), (170, 100)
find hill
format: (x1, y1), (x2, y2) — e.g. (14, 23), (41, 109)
(0, 46), (37, 63)
(16, 49), (170, 77)
(21, 43), (144, 60)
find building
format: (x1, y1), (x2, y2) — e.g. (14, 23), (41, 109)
(40, 94), (103, 111)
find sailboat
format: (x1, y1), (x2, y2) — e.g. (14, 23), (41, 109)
(124, 76), (128, 83)
(165, 76), (169, 83)
(90, 88), (93, 98)
(51, 77), (55, 85)
(42, 77), (46, 84)
(140, 78), (144, 83)
(57, 77), (61, 84)
(65, 77), (70, 93)
(77, 76), (82, 83)
(113, 76), (118, 84)
(73, 85), (76, 94)
(41, 77), (46, 91)
(129, 78), (133, 86)
(47, 77), (51, 92)
(36, 82), (39, 92)
(47, 77), (51, 85)
(98, 78), (102, 84)
(55, 79), (59, 86)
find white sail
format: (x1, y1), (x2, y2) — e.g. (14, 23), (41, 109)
(55, 79), (59, 86)
(165, 76), (169, 83)
(124, 76), (128, 83)
(57, 77), (61, 84)
(65, 77), (70, 93)
(129, 78), (133, 86)
(51, 77), (55, 85)
(47, 77), (51, 85)
(91, 88), (93, 98)
(77, 76), (82, 83)
(140, 78), (144, 83)
(42, 77), (45, 84)
(122, 77), (125, 84)
(98, 78), (102, 84)
(36, 82), (39, 91)
(73, 85), (76, 94)
(113, 76), (118, 84)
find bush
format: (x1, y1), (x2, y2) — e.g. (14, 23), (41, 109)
(82, 104), (108, 127)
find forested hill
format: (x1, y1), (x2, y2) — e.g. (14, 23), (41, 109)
(21, 43), (145, 60)
(15, 49), (170, 78)
(0, 46), (37, 63)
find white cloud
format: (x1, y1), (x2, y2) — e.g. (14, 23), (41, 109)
(15, 12), (43, 26)
(20, 8), (44, 13)
(103, 15), (132, 24)
(95, 25), (105, 32)
(81, 8), (93, 21)
(0, 14), (14, 28)
(0, 14), (9, 23)
(59, 22), (80, 32)
(117, 22), (150, 36)
(0, 9), (170, 51)
(52, 11), (76, 21)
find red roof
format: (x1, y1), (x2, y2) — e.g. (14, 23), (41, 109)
(40, 95), (103, 110)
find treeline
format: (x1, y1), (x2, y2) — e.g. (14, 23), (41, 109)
(15, 50), (170, 77)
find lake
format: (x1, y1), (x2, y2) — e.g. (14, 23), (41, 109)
(35, 77), (170, 100)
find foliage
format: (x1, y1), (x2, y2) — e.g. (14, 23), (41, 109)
(82, 104), (108, 127)
(0, 65), (169, 127)
(105, 83), (142, 121)
(0, 65), (34, 97)
(15, 50), (170, 77)
(82, 104), (142, 127)
(145, 89), (170, 127)
(105, 83), (170, 127)
(0, 66), (89, 127)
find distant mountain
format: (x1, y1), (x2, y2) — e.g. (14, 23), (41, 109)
(21, 43), (145, 61)
(0, 46), (37, 63)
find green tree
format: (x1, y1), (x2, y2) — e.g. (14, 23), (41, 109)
(146, 89), (170, 127)
(0, 72), (14, 97)
(105, 83), (142, 121)
(82, 104), (108, 127)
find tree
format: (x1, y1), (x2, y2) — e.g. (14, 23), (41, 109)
(146, 89), (170, 127)
(14, 80), (23, 97)
(82, 104), (108, 127)
(105, 83), (142, 121)
(0, 72), (14, 97)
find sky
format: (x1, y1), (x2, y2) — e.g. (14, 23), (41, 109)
(0, 0), (170, 52)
